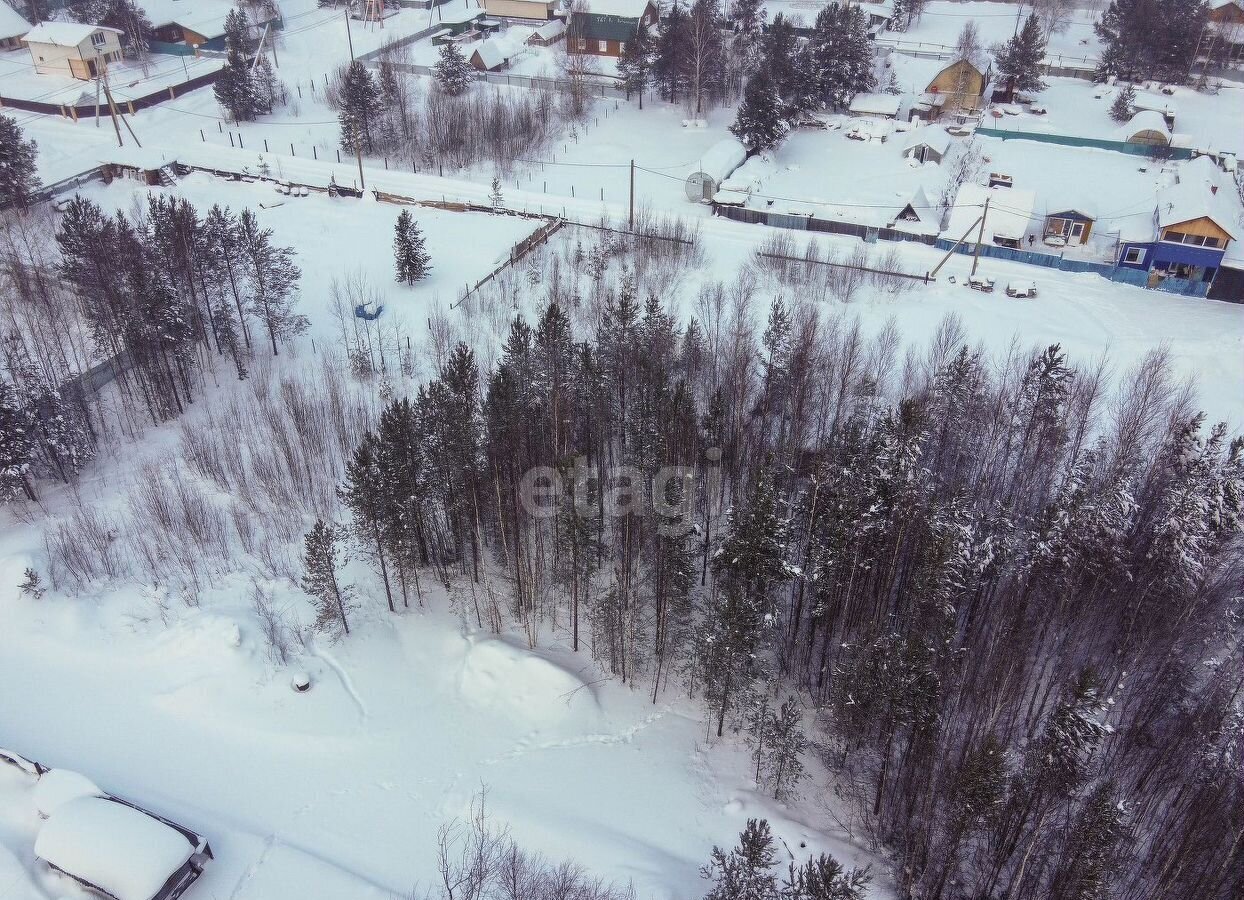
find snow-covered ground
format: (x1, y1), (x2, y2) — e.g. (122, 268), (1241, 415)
(875, 0), (1104, 62)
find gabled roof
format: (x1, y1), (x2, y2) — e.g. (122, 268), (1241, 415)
(471, 37), (508, 70)
(1156, 173), (1240, 240)
(945, 183), (1036, 243)
(1044, 189), (1097, 221)
(24, 21), (122, 46)
(901, 125), (951, 155)
(1132, 91), (1177, 117)
(0, 2), (31, 40)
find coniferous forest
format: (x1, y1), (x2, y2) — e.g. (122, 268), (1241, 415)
(4, 198), (1240, 900)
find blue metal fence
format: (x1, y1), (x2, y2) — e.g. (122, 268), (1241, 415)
(975, 126), (1198, 160)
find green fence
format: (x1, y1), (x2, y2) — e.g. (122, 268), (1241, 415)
(975, 127), (1196, 160)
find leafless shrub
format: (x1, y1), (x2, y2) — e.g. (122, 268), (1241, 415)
(251, 580), (296, 665)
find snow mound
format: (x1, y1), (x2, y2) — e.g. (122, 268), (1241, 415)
(458, 640), (597, 723)
(33, 769), (102, 818)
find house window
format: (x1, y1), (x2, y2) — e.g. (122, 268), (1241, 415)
(1123, 246), (1144, 264)
(91, 31), (106, 47)
(598, 40), (607, 51)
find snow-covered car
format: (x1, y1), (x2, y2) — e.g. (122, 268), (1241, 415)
(1006, 280), (1038, 298)
(967, 275), (995, 293)
(1028, 104), (1048, 115)
(35, 794), (213, 900)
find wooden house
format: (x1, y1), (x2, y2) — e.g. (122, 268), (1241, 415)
(1043, 196), (1097, 245)
(22, 22), (123, 79)
(482, 0), (558, 21)
(569, 0), (657, 58)
(0, 2), (30, 50)
(924, 57), (988, 116)
(900, 126), (950, 164)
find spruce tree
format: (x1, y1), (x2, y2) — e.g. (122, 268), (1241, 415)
(730, 71), (787, 151)
(1110, 82), (1136, 122)
(0, 116), (41, 211)
(339, 60), (381, 154)
(653, 1), (690, 103)
(393, 209), (430, 285)
(996, 13), (1047, 98)
(0, 378), (36, 501)
(783, 854), (872, 900)
(617, 20), (654, 107)
(762, 696), (808, 801)
(302, 519), (355, 637)
(489, 176), (504, 209)
(214, 9), (260, 122)
(700, 819), (780, 900)
(434, 41), (475, 96)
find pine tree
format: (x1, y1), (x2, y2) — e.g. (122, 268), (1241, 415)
(996, 13), (1047, 98)
(762, 696), (808, 801)
(700, 819), (781, 900)
(302, 519), (356, 637)
(809, 3), (875, 110)
(654, 1), (690, 103)
(1047, 781), (1129, 900)
(1109, 82), (1136, 122)
(237, 209), (304, 355)
(730, 71), (787, 151)
(0, 116), (41, 211)
(434, 41), (475, 96)
(393, 208), (431, 285)
(339, 60), (381, 154)
(339, 432), (397, 612)
(214, 9), (260, 122)
(617, 20), (654, 107)
(783, 854), (872, 900)
(0, 378), (36, 501)
(489, 176), (504, 209)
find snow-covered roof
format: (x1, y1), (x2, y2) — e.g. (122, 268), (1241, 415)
(33, 769), (103, 818)
(901, 125), (951, 155)
(532, 18), (566, 40)
(0, 2), (31, 40)
(689, 138), (747, 181)
(136, 0), (242, 36)
(1156, 176), (1240, 239)
(1132, 91), (1177, 117)
(945, 183), (1037, 243)
(720, 155), (773, 193)
(472, 38), (507, 70)
(582, 0), (651, 17)
(848, 92), (901, 117)
(23, 21), (122, 46)
(1210, 0), (1242, 10)
(1115, 110), (1170, 142)
(34, 797), (196, 900)
(858, 0), (896, 18)
(1043, 190), (1098, 220)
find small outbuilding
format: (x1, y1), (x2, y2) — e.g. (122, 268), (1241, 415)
(945, 183), (1036, 249)
(686, 138), (747, 203)
(1115, 110), (1171, 147)
(22, 22), (124, 79)
(900, 126), (951, 163)
(469, 37), (511, 71)
(1131, 91), (1177, 129)
(1043, 195), (1097, 245)
(527, 18), (566, 46)
(848, 92), (901, 119)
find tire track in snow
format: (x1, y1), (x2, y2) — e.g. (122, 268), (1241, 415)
(313, 646), (368, 723)
(481, 710), (670, 765)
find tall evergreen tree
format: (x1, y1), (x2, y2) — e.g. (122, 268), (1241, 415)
(214, 8), (260, 122)
(996, 13), (1048, 97)
(730, 71), (787, 151)
(302, 519), (356, 637)
(0, 116), (41, 211)
(237, 209), (304, 355)
(340, 431), (397, 613)
(617, 20), (654, 107)
(339, 60), (382, 154)
(434, 41), (475, 96)
(393, 209), (431, 285)
(701, 819), (781, 900)
(0, 378), (37, 501)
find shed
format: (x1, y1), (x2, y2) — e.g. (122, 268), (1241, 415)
(685, 138), (747, 202)
(1043, 193), (1097, 245)
(469, 37), (510, 71)
(890, 185), (939, 234)
(35, 795), (212, 900)
(848, 92), (901, 119)
(527, 18), (566, 45)
(22, 22), (124, 79)
(1115, 110), (1170, 146)
(0, 2), (31, 49)
(900, 126), (951, 163)
(945, 183), (1036, 249)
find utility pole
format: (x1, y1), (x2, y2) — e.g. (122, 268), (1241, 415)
(356, 143), (366, 192)
(345, 9), (355, 62)
(102, 67), (123, 147)
(93, 76), (102, 128)
(929, 213), (984, 278)
(970, 195), (990, 278)
(628, 159), (635, 231)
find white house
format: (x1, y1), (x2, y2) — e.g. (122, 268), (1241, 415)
(945, 183), (1037, 249)
(848, 92), (901, 119)
(23, 22), (123, 79)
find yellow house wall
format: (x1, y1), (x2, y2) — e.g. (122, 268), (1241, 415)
(484, 0), (553, 18)
(1160, 216), (1232, 242)
(928, 60), (984, 111)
